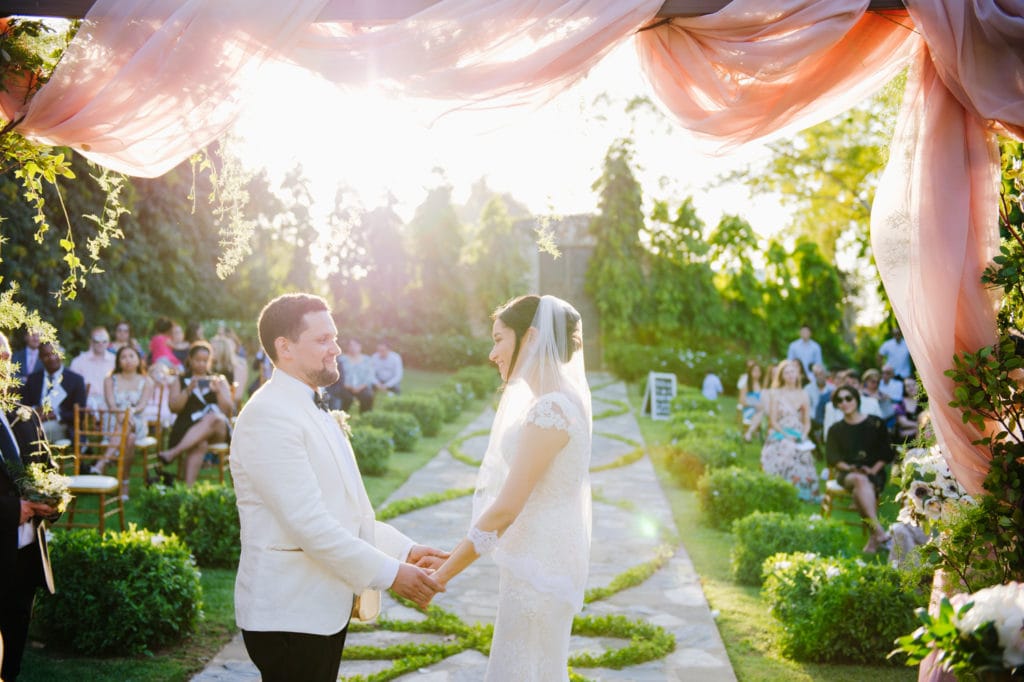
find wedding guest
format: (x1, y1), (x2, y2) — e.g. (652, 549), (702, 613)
(148, 317), (183, 371)
(861, 368), (895, 426)
(877, 325), (913, 379)
(701, 370), (724, 401)
(878, 364), (904, 402)
(69, 326), (115, 409)
(94, 346), (155, 499)
(1, 333), (59, 682)
(826, 385), (894, 553)
(11, 329), (42, 382)
(745, 362), (779, 443)
(209, 331), (237, 384)
(760, 359), (819, 503)
(19, 342), (88, 443)
(185, 321), (205, 344)
(739, 363), (763, 429)
(893, 375), (924, 444)
(786, 324), (822, 381)
(804, 362), (832, 445)
(110, 319), (143, 355)
(822, 371), (881, 439)
(339, 339), (374, 413)
(170, 322), (190, 367)
(370, 341), (403, 395)
(159, 341), (233, 486)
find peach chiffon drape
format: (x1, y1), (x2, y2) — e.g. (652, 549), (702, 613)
(635, 0), (1023, 496)
(2, 0), (1023, 498)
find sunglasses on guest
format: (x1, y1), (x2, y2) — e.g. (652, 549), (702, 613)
(834, 393), (856, 405)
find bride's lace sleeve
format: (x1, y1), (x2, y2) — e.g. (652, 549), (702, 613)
(525, 394), (572, 433)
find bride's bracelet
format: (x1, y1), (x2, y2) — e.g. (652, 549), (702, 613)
(467, 526), (498, 555)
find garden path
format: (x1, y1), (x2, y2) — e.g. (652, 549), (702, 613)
(193, 376), (735, 681)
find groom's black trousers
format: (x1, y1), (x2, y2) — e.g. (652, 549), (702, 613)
(242, 625), (349, 682)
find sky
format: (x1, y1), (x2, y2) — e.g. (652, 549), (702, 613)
(231, 41), (792, 238)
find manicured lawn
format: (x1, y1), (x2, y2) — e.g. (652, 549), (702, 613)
(627, 384), (917, 682)
(21, 367), (489, 681)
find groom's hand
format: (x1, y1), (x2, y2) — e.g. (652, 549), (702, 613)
(391, 563), (444, 609)
(408, 544), (450, 571)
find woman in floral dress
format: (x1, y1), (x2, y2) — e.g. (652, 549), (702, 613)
(760, 359), (819, 503)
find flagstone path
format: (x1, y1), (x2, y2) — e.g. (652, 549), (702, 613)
(193, 376), (736, 681)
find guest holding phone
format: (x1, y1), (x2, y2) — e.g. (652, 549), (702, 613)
(159, 341), (233, 486)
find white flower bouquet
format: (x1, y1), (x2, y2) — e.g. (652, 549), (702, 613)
(894, 445), (973, 532)
(15, 460), (72, 513)
(895, 581), (1024, 678)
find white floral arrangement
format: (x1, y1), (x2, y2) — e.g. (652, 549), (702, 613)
(896, 581), (1024, 675)
(330, 409), (352, 438)
(894, 445), (973, 531)
(16, 460), (73, 513)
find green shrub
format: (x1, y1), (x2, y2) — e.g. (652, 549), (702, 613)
(605, 343), (748, 389)
(394, 333), (490, 371)
(351, 424), (393, 476)
(385, 394), (444, 437)
(452, 364), (499, 399)
(429, 390), (461, 422)
(730, 512), (850, 585)
(697, 467), (801, 530)
(762, 552), (923, 663)
(671, 429), (743, 469)
(353, 410), (421, 452)
(439, 378), (471, 411)
(657, 443), (704, 490)
(137, 482), (240, 567)
(35, 526), (202, 655)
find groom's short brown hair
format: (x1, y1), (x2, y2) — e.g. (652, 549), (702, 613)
(257, 293), (330, 363)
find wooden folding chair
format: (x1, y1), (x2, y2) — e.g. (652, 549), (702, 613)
(64, 406), (131, 533)
(204, 381), (238, 484)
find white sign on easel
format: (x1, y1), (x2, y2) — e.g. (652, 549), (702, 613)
(642, 372), (677, 421)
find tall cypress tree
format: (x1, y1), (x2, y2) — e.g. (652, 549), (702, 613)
(585, 140), (647, 345)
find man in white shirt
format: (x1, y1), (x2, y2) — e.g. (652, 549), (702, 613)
(370, 341), (403, 395)
(230, 293), (447, 682)
(877, 326), (913, 379)
(787, 324), (823, 381)
(701, 372), (724, 401)
(69, 326), (116, 409)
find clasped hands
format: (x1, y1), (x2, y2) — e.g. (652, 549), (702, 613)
(20, 499), (56, 524)
(389, 544), (450, 609)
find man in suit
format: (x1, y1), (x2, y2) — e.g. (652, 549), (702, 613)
(10, 329), (41, 382)
(19, 342), (88, 443)
(0, 331), (58, 681)
(230, 294), (448, 682)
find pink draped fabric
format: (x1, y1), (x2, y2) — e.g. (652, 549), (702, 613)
(0, 0), (661, 176)
(634, 1), (919, 149)
(636, 0), (1024, 495)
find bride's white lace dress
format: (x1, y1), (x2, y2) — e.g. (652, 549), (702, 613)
(483, 391), (592, 681)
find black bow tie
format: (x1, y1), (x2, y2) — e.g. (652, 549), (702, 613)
(313, 391), (330, 412)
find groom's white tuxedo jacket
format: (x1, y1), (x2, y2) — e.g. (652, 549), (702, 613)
(230, 370), (412, 635)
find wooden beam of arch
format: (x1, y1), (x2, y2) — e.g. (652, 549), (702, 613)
(5, 0), (907, 21)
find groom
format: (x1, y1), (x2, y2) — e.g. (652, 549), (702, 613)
(231, 293), (447, 682)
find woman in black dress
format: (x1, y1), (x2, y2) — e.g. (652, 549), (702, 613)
(159, 341), (234, 485)
(826, 386), (894, 553)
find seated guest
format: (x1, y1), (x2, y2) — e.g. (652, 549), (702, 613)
(69, 326), (116, 409)
(804, 362), (832, 445)
(878, 364), (904, 402)
(209, 331), (237, 384)
(893, 375), (924, 444)
(110, 319), (143, 355)
(11, 328), (42, 381)
(20, 341), (88, 443)
(826, 386), (894, 554)
(371, 340), (403, 395)
(739, 363), (763, 428)
(339, 339), (374, 413)
(170, 322), (190, 367)
(861, 368), (895, 426)
(94, 346), (155, 500)
(822, 371), (881, 439)
(158, 341), (233, 486)
(148, 317), (184, 372)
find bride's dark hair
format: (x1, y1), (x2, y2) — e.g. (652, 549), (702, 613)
(493, 295), (582, 378)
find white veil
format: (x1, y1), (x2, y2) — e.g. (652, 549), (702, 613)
(472, 295), (592, 526)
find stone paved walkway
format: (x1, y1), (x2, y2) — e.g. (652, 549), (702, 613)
(193, 377), (736, 681)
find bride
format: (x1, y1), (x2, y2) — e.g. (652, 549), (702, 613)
(431, 294), (592, 681)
